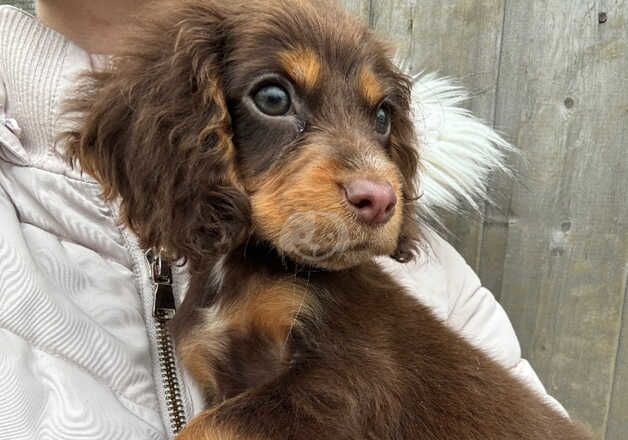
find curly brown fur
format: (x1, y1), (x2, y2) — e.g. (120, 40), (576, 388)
(64, 0), (591, 438)
(63, 2), (250, 272)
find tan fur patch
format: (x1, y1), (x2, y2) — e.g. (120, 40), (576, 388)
(177, 306), (229, 395)
(177, 277), (315, 397)
(278, 47), (321, 91)
(359, 66), (385, 106)
(229, 280), (313, 345)
(250, 151), (347, 244)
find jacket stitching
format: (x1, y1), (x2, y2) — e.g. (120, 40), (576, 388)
(0, 156), (98, 184)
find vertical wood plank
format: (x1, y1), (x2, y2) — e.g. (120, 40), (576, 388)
(606, 272), (628, 440)
(601, 3), (628, 438)
(494, 1), (628, 437)
(0, 0), (33, 13)
(368, 0), (506, 269)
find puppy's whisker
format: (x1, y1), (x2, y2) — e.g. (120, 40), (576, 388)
(283, 283), (307, 352)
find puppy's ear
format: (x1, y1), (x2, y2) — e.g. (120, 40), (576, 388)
(388, 71), (422, 263)
(64, 3), (249, 272)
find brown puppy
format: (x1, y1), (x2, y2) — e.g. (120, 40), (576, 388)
(64, 0), (591, 438)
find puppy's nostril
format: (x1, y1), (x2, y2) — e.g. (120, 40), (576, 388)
(343, 179), (397, 225)
(355, 199), (372, 209)
(384, 199), (395, 214)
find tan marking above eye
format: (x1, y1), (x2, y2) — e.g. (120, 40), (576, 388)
(359, 66), (385, 107)
(278, 47), (321, 91)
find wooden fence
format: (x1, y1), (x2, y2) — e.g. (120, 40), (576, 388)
(4, 1), (627, 438)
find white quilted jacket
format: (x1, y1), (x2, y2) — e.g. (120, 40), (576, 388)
(0, 6), (564, 440)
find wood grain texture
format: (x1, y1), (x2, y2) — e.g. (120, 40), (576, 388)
(0, 0), (33, 13)
(337, 0), (370, 22)
(494, 1), (628, 438)
(606, 270), (628, 439)
(600, 5), (628, 436)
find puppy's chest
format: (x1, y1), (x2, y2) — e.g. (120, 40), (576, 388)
(175, 272), (317, 404)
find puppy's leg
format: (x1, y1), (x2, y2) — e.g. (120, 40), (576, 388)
(175, 369), (360, 440)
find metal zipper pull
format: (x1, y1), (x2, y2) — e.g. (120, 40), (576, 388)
(154, 282), (176, 320)
(145, 249), (187, 435)
(147, 249), (176, 319)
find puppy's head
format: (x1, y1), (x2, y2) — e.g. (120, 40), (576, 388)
(66, 0), (421, 272)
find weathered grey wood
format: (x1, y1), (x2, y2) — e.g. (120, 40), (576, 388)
(0, 0), (34, 13)
(370, 0), (505, 121)
(494, 1), (628, 437)
(338, 0), (370, 23)
(600, 5), (628, 438)
(367, 0), (507, 270)
(607, 274), (628, 439)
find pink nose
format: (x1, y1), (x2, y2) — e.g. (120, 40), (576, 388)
(343, 179), (397, 225)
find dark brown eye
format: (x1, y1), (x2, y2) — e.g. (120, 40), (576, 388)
(375, 104), (391, 135)
(253, 84), (291, 116)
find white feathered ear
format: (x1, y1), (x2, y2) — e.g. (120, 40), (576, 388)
(406, 72), (515, 226)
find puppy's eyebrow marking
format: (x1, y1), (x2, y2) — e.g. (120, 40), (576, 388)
(278, 47), (321, 91)
(359, 65), (385, 106)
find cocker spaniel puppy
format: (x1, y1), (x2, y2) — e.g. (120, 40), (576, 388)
(65, 0), (590, 438)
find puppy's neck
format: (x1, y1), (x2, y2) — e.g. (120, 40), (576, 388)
(239, 241), (330, 276)
(171, 241), (334, 339)
(210, 241), (331, 300)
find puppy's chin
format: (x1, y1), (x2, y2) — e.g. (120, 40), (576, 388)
(291, 249), (382, 271)
(273, 236), (399, 271)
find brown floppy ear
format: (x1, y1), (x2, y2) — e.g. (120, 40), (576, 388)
(64, 3), (249, 273)
(387, 70), (422, 263)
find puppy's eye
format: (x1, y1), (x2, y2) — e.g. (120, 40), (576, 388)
(375, 104), (391, 135)
(253, 85), (291, 116)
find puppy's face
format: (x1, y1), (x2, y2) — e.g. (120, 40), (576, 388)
(223, 1), (420, 269)
(65, 0), (420, 272)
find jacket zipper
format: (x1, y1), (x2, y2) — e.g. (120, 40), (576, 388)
(146, 250), (187, 435)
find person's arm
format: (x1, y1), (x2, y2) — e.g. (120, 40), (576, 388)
(36, 0), (150, 54)
(377, 229), (568, 416)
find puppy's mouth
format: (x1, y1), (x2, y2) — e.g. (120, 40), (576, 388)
(269, 205), (400, 270)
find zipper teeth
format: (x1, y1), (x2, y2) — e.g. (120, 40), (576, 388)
(155, 310), (186, 434)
